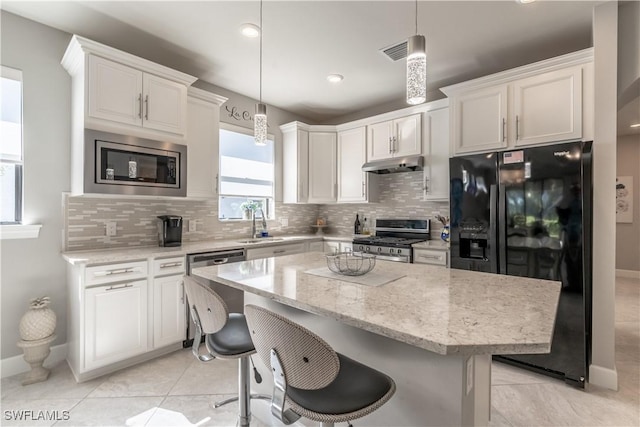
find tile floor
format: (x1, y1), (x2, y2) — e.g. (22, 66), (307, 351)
(2, 277), (638, 427)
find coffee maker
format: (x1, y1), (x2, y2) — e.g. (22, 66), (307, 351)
(157, 215), (183, 247)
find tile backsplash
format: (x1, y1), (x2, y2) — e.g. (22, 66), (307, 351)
(64, 171), (449, 251)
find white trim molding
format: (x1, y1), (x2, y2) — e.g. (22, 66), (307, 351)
(616, 269), (640, 279)
(1, 343), (68, 378)
(589, 363), (618, 391)
(0, 224), (42, 240)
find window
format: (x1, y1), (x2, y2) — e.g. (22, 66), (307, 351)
(218, 125), (274, 220)
(1, 66), (23, 224)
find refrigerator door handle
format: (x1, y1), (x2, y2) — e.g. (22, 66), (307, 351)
(498, 181), (507, 275)
(490, 183), (499, 274)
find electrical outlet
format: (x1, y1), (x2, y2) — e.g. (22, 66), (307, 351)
(466, 357), (474, 395)
(279, 217), (289, 227)
(188, 219), (197, 232)
(105, 221), (117, 237)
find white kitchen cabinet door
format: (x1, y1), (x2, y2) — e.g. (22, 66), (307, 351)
(186, 92), (220, 198)
(324, 241), (341, 254)
(367, 121), (394, 161)
(84, 280), (148, 370)
(452, 84), (508, 155)
(142, 73), (187, 135)
(246, 243), (307, 260)
(513, 66), (582, 147)
(423, 108), (450, 201)
(307, 132), (337, 203)
(338, 127), (370, 203)
(393, 114), (422, 157)
(282, 125), (309, 203)
(308, 241), (324, 252)
(153, 275), (186, 349)
(88, 55), (143, 127)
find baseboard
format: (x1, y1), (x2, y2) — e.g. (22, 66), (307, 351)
(616, 269), (640, 279)
(589, 363), (618, 390)
(1, 343), (68, 379)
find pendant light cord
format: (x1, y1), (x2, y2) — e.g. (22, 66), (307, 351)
(415, 0), (418, 35)
(259, 0), (263, 104)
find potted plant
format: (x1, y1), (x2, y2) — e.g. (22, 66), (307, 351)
(240, 201), (260, 220)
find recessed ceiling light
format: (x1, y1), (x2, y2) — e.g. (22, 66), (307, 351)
(240, 23), (260, 38)
(327, 74), (344, 83)
(516, 0), (536, 3)
(630, 123), (640, 128)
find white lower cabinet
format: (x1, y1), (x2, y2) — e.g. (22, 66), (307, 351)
(413, 249), (448, 266)
(152, 274), (186, 349)
(84, 280), (148, 371)
(246, 243), (307, 260)
(324, 240), (352, 254)
(308, 241), (325, 252)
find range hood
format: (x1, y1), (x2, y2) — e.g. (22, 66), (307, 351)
(362, 155), (424, 174)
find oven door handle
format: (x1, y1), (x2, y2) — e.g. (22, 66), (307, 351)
(352, 251), (410, 263)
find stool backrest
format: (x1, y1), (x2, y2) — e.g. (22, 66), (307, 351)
(245, 304), (340, 390)
(183, 276), (229, 334)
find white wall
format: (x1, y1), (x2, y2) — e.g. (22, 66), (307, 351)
(616, 135), (640, 272)
(0, 11), (72, 359)
(590, 2), (619, 390)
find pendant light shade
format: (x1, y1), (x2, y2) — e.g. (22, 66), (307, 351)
(254, 102), (267, 146)
(406, 35), (426, 105)
(254, 0), (267, 145)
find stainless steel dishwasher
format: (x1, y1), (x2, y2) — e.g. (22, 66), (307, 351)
(184, 248), (246, 347)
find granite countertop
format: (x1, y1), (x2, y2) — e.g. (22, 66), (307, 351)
(62, 234), (334, 265)
(192, 252), (560, 356)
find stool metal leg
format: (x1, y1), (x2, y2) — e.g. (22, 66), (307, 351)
(319, 423), (335, 427)
(238, 356), (251, 427)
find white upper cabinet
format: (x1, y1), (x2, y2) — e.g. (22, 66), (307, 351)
(186, 87), (227, 199)
(62, 35), (196, 142)
(423, 107), (450, 201)
(451, 84), (508, 154)
(281, 122), (310, 204)
(337, 127), (378, 203)
(308, 131), (337, 203)
(442, 49), (593, 156)
(512, 66), (582, 147)
(367, 114), (422, 161)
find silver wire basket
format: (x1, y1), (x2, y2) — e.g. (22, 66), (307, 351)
(325, 252), (376, 276)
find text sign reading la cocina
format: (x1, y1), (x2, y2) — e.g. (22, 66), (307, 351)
(224, 105), (270, 128)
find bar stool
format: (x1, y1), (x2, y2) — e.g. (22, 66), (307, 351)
(183, 276), (270, 427)
(245, 304), (396, 427)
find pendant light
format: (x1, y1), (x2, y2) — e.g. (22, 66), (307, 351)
(254, 0), (267, 146)
(406, 0), (426, 105)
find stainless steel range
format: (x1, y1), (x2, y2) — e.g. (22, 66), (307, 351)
(352, 219), (430, 263)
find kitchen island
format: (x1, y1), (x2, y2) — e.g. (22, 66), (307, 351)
(192, 252), (561, 426)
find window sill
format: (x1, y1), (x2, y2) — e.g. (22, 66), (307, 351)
(0, 224), (42, 240)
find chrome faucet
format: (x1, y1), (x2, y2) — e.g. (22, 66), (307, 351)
(259, 208), (267, 232)
(251, 211), (258, 238)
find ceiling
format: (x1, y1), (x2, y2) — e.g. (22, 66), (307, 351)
(2, 0), (637, 133)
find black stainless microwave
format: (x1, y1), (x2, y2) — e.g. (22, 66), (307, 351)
(84, 129), (187, 197)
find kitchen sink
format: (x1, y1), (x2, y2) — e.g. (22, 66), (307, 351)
(236, 237), (285, 244)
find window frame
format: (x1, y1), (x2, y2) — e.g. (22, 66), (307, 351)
(218, 122), (276, 221)
(1, 65), (24, 225)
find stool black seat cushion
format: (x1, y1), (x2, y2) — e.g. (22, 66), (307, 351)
(286, 353), (393, 415)
(206, 313), (254, 356)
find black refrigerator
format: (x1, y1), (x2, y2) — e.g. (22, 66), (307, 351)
(449, 141), (592, 388)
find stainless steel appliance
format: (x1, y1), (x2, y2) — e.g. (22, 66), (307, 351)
(85, 129), (187, 197)
(352, 219), (430, 263)
(157, 215), (183, 247)
(449, 141), (593, 388)
(185, 248), (246, 347)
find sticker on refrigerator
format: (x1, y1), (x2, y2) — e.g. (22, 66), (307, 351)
(503, 150), (524, 164)
(524, 162), (531, 179)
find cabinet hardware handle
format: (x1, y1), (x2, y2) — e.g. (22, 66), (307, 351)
(145, 95), (149, 120)
(420, 255), (440, 260)
(181, 281), (185, 304)
(516, 115), (519, 141)
(273, 249), (286, 254)
(424, 177), (429, 193)
(215, 174), (219, 194)
(389, 137), (392, 154)
(212, 258), (229, 265)
(362, 181), (365, 197)
(393, 136), (397, 153)
(94, 267), (138, 277)
(106, 283), (134, 291)
(138, 94), (142, 119)
(160, 262), (182, 268)
(502, 118), (506, 142)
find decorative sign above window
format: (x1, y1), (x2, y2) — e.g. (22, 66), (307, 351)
(224, 105), (270, 128)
